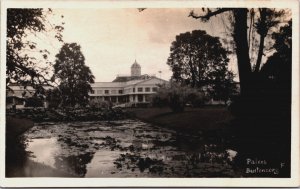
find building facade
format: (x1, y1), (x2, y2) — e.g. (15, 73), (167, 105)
(6, 84), (51, 109)
(6, 60), (168, 108)
(89, 60), (167, 106)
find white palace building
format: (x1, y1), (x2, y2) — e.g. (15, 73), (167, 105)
(89, 60), (168, 106)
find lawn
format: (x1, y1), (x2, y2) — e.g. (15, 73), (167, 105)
(6, 116), (34, 138)
(128, 106), (234, 133)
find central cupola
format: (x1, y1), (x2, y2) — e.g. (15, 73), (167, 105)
(131, 59), (141, 76)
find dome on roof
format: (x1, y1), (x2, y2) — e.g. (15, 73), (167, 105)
(131, 59), (141, 68)
(131, 59), (141, 76)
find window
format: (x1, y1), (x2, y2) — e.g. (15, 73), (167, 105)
(145, 95), (151, 102)
(152, 87), (158, 92)
(119, 90), (123, 94)
(145, 87), (150, 92)
(105, 90), (109, 94)
(111, 96), (117, 103)
(138, 87), (143, 92)
(91, 90), (95, 94)
(133, 88), (135, 93)
(138, 95), (143, 102)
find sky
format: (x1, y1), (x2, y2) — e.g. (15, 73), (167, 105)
(31, 8), (237, 82)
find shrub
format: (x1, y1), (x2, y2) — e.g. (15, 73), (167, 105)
(25, 97), (44, 107)
(186, 91), (206, 107)
(89, 98), (112, 109)
(152, 82), (206, 112)
(45, 88), (62, 108)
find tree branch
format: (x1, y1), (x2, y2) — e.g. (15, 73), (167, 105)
(189, 8), (232, 22)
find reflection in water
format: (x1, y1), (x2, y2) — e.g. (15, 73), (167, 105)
(27, 138), (60, 168)
(21, 120), (237, 177)
(85, 150), (121, 177)
(54, 152), (94, 177)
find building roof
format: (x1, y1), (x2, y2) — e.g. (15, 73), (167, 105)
(8, 85), (35, 91)
(7, 85), (53, 91)
(92, 76), (168, 89)
(112, 74), (151, 82)
(91, 82), (125, 88)
(91, 80), (146, 88)
(124, 79), (146, 86)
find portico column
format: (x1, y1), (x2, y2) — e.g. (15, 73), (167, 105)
(143, 95), (146, 102)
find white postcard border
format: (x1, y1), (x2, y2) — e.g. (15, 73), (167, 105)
(0, 0), (299, 187)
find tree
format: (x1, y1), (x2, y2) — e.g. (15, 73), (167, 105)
(167, 30), (235, 102)
(189, 8), (289, 96)
(6, 8), (64, 88)
(52, 43), (95, 107)
(190, 9), (291, 175)
(208, 68), (238, 103)
(259, 20), (291, 105)
(260, 20), (291, 81)
(253, 9), (285, 73)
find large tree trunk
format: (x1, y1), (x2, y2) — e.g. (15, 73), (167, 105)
(254, 9), (267, 73)
(233, 9), (253, 96)
(254, 34), (265, 72)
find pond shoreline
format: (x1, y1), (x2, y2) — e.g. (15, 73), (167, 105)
(6, 107), (130, 122)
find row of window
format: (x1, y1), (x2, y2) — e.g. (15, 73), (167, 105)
(91, 89), (122, 94)
(134, 87), (156, 92)
(90, 87), (158, 94)
(133, 87), (158, 92)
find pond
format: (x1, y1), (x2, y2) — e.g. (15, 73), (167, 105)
(21, 119), (237, 177)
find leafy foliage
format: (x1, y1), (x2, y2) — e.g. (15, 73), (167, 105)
(152, 82), (206, 112)
(259, 20), (291, 104)
(229, 20), (292, 117)
(52, 43), (95, 107)
(253, 8), (286, 72)
(189, 8), (290, 96)
(167, 30), (236, 101)
(6, 8), (64, 88)
(24, 97), (44, 107)
(45, 87), (62, 108)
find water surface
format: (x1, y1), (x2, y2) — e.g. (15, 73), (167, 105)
(22, 119), (237, 177)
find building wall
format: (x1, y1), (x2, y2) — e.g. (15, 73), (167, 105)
(89, 77), (167, 104)
(6, 85), (51, 109)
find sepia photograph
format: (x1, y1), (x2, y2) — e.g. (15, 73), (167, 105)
(0, 0), (299, 187)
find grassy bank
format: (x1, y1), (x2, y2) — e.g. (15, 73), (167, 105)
(6, 107), (129, 122)
(127, 106), (234, 133)
(6, 116), (33, 176)
(6, 116), (34, 138)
